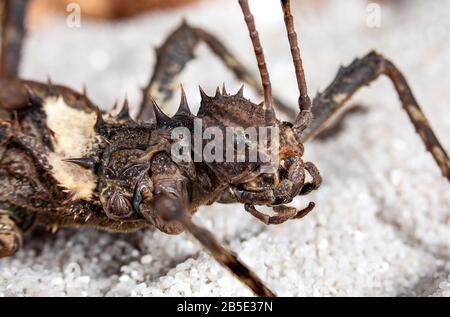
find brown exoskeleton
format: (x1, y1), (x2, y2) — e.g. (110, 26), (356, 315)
(0, 0), (449, 297)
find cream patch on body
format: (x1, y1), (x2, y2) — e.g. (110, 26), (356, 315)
(44, 96), (98, 200)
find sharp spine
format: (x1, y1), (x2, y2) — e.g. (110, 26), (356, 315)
(236, 85), (244, 97)
(23, 84), (42, 105)
(117, 97), (131, 120)
(94, 107), (107, 133)
(175, 85), (191, 116)
(64, 157), (97, 170)
(46, 76), (59, 97)
(215, 86), (221, 98)
(199, 86), (210, 101)
(222, 83), (228, 95)
(149, 97), (170, 124)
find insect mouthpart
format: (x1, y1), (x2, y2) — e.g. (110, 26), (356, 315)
(229, 153), (313, 207)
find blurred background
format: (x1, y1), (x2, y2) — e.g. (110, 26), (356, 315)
(20, 0), (449, 123)
(1, 0), (449, 296)
(27, 0), (197, 23)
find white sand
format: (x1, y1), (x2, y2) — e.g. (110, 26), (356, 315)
(1, 0), (449, 296)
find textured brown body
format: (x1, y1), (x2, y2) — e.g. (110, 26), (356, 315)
(0, 78), (302, 233)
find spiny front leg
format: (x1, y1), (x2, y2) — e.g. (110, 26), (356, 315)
(136, 153), (275, 296)
(243, 160), (320, 225)
(0, 210), (23, 258)
(245, 202), (315, 225)
(146, 192), (276, 297)
(302, 51), (450, 181)
(137, 21), (294, 121)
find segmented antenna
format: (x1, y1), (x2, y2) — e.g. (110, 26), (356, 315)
(280, 0), (311, 111)
(238, 0), (276, 125)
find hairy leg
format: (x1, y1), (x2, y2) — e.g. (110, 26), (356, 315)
(302, 51), (450, 181)
(137, 21), (294, 121)
(140, 189), (275, 297)
(0, 0), (29, 78)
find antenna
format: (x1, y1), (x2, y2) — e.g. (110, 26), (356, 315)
(280, 0), (311, 111)
(239, 0), (277, 125)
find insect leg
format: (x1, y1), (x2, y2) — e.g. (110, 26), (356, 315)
(142, 191), (276, 297)
(313, 105), (368, 141)
(0, 0), (29, 78)
(245, 202), (315, 225)
(301, 51), (450, 181)
(0, 209), (23, 258)
(238, 0), (276, 125)
(232, 189), (275, 205)
(137, 21), (294, 121)
(298, 161), (322, 196)
(274, 202), (316, 220)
